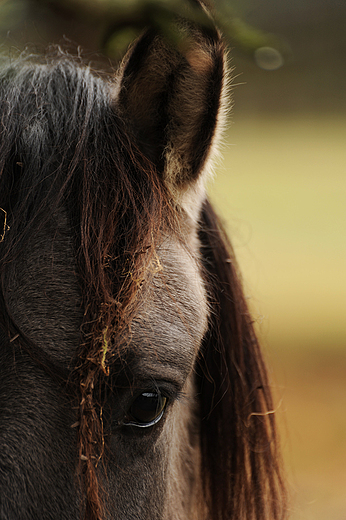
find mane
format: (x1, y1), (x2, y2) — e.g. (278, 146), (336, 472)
(0, 52), (173, 520)
(198, 199), (287, 520)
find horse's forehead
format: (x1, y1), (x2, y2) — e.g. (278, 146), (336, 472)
(131, 238), (208, 385)
(5, 206), (207, 383)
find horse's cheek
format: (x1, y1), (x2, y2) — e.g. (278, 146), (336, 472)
(104, 431), (167, 519)
(103, 375), (202, 520)
(0, 350), (79, 518)
(162, 377), (205, 520)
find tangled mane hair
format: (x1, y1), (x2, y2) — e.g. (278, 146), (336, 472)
(0, 46), (287, 520)
(0, 51), (175, 519)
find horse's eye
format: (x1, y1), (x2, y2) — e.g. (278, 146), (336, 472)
(124, 391), (167, 428)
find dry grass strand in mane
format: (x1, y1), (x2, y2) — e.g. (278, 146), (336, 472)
(74, 138), (174, 520)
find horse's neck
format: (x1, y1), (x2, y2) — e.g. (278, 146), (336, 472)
(6, 208), (82, 364)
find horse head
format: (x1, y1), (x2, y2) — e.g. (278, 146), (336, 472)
(0, 4), (286, 519)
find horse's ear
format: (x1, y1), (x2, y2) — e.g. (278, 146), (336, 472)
(115, 18), (227, 213)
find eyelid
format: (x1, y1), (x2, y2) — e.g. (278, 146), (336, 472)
(138, 380), (182, 401)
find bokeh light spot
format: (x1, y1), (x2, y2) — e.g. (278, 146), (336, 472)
(254, 46), (284, 71)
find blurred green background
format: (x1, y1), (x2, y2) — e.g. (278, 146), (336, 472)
(1, 1), (345, 518)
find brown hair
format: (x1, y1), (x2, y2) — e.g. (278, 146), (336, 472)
(198, 199), (287, 520)
(73, 133), (174, 520)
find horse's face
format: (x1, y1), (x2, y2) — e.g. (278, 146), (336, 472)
(0, 7), (287, 520)
(105, 237), (209, 519)
(2, 214), (207, 519)
(0, 13), (225, 520)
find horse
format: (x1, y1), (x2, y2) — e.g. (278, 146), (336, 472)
(0, 5), (287, 520)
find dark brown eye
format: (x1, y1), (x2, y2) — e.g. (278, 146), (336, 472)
(125, 391), (167, 428)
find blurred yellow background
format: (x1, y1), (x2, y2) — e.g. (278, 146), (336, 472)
(210, 115), (346, 520)
(209, 2), (346, 517)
